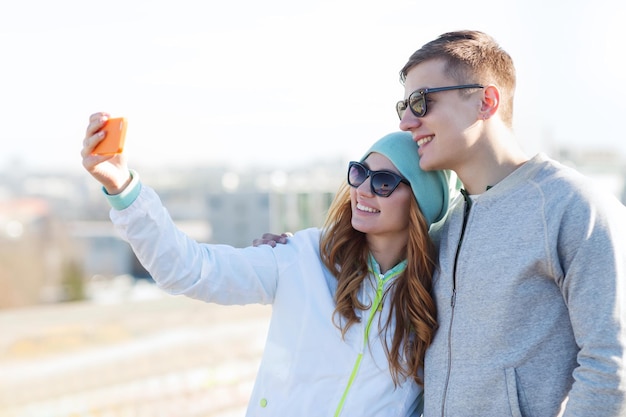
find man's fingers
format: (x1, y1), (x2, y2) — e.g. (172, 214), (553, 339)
(252, 238), (277, 247)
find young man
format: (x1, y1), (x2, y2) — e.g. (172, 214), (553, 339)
(397, 30), (626, 416)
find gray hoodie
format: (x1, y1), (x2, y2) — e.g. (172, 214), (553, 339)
(425, 153), (626, 417)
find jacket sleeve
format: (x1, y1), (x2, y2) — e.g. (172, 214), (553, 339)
(556, 192), (626, 416)
(109, 184), (280, 305)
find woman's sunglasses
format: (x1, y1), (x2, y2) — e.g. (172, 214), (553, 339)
(396, 84), (484, 119)
(347, 161), (409, 197)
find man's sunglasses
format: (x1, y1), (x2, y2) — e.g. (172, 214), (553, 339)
(396, 84), (484, 119)
(347, 161), (409, 197)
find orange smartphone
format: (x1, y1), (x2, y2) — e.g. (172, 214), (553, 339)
(93, 117), (127, 155)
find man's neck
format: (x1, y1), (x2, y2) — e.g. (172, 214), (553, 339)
(457, 133), (529, 195)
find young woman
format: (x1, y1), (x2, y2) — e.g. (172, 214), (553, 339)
(81, 113), (454, 416)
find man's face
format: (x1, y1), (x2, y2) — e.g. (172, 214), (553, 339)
(398, 59), (484, 173)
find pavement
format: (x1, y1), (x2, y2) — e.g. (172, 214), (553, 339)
(0, 279), (272, 417)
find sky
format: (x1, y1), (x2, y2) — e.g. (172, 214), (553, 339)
(1, 0), (625, 173)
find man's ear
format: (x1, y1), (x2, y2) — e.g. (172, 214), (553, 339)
(479, 85), (499, 120)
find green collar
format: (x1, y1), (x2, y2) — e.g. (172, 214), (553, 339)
(367, 253), (407, 278)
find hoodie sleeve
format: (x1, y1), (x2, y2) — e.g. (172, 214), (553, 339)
(109, 184), (280, 305)
(554, 188), (626, 417)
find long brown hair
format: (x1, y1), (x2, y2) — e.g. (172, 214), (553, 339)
(319, 183), (438, 386)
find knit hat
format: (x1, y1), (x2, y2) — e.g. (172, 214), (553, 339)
(359, 131), (454, 225)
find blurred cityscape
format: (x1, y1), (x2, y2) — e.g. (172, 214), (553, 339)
(0, 157), (346, 309)
(0, 147), (624, 416)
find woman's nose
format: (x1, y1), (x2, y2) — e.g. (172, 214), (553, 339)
(357, 177), (373, 196)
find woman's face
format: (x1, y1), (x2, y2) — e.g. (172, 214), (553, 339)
(349, 153), (412, 241)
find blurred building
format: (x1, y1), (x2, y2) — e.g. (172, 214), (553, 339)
(0, 197), (73, 307)
(554, 147), (626, 204)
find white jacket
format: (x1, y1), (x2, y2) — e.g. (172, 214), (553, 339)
(110, 184), (423, 416)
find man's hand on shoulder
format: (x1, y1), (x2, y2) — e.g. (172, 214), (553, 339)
(252, 232), (293, 248)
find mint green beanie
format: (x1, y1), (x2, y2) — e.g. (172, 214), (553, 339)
(359, 131), (453, 225)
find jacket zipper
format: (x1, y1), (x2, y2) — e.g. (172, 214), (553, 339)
(440, 190), (472, 417)
(334, 261), (405, 416)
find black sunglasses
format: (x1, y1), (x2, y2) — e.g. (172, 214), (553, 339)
(347, 161), (409, 197)
(396, 84), (484, 119)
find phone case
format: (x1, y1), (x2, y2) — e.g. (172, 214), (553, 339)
(94, 117), (127, 155)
